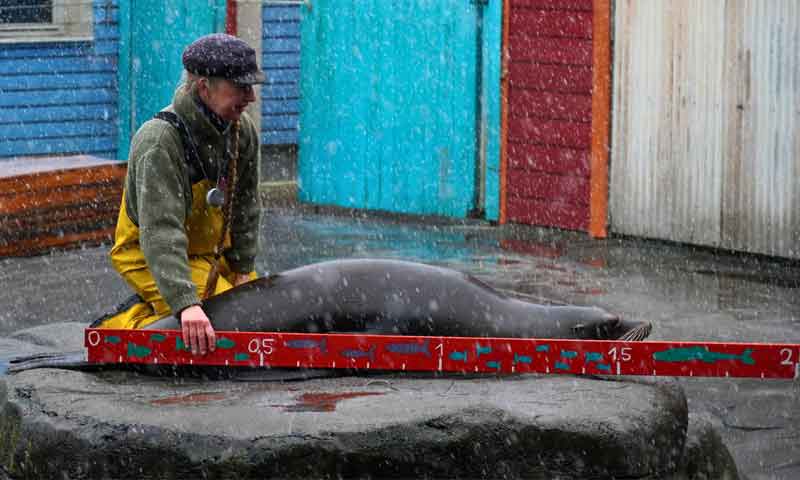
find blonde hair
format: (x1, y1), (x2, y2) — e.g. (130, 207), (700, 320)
(180, 71), (223, 94)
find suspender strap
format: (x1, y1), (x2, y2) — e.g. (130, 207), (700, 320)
(202, 121), (240, 299)
(153, 111), (204, 184)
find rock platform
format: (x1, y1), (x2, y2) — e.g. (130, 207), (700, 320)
(0, 324), (739, 479)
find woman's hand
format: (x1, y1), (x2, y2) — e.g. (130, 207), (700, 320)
(180, 305), (216, 355)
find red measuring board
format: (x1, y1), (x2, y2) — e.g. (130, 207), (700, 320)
(85, 329), (800, 379)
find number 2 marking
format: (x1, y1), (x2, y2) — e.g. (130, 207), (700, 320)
(779, 348), (794, 366)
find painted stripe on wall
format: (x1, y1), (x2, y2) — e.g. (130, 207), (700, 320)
(261, 4), (301, 145)
(0, 0), (120, 160)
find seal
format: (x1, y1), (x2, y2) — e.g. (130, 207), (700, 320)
(8, 259), (650, 375)
(145, 259), (651, 341)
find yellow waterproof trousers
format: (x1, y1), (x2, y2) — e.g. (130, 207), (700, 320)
(98, 179), (255, 329)
(97, 256), (247, 329)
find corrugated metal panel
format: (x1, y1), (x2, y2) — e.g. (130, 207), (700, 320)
(611, 0), (800, 259)
(261, 4), (301, 145)
(0, 0), (119, 160)
(721, 0), (800, 258)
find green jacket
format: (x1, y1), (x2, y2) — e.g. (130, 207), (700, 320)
(122, 84), (261, 313)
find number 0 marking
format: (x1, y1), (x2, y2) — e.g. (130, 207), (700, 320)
(87, 331), (101, 347)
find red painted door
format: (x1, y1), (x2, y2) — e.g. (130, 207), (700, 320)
(505, 0), (596, 231)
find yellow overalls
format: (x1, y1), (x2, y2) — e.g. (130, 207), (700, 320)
(99, 179), (252, 329)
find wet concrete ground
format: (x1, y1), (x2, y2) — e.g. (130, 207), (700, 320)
(0, 205), (798, 479)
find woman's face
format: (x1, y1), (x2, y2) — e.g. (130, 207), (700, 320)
(199, 78), (256, 122)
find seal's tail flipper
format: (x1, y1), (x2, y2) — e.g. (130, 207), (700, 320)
(618, 322), (652, 342)
(7, 351), (98, 373)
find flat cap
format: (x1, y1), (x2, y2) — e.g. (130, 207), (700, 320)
(182, 33), (266, 85)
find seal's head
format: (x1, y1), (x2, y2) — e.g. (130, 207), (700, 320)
(570, 309), (652, 341)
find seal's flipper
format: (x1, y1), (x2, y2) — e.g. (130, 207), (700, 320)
(7, 351), (345, 381)
(7, 351), (99, 373)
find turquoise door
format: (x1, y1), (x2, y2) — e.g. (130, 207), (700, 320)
(117, 0), (225, 159)
(299, 0), (501, 219)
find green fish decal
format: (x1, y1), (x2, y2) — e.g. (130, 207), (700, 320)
(127, 342), (152, 359)
(105, 335), (121, 345)
(486, 361), (502, 370)
(176, 337), (235, 351)
(653, 347), (755, 365)
(149, 333), (167, 343)
(176, 337), (190, 352)
(234, 353), (250, 361)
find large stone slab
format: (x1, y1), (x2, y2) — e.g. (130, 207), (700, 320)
(0, 368), (692, 479)
(0, 323), (739, 479)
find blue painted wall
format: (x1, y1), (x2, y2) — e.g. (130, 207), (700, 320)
(0, 0), (120, 160)
(116, 0), (225, 159)
(261, 4), (301, 145)
(298, 0), (501, 219)
(483, 0), (502, 222)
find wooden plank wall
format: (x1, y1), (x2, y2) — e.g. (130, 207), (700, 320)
(261, 4), (301, 145)
(505, 0), (594, 231)
(0, 0), (119, 160)
(0, 156), (125, 257)
(298, 0), (481, 217)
